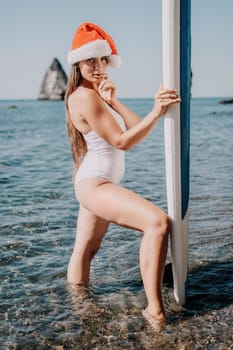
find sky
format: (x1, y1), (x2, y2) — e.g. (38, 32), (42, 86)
(0, 0), (232, 99)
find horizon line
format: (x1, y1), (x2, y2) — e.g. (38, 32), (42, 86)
(0, 95), (232, 101)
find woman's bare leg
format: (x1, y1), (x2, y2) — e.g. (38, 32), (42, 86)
(75, 179), (170, 321)
(67, 204), (109, 285)
(139, 223), (169, 321)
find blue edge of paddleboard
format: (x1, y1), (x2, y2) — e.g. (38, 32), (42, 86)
(180, 0), (191, 220)
(180, 0), (191, 298)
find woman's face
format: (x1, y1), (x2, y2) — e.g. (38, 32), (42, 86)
(79, 56), (109, 84)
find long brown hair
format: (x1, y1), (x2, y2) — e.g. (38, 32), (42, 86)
(65, 65), (87, 169)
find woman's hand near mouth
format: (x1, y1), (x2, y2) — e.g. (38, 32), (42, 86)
(98, 74), (117, 104)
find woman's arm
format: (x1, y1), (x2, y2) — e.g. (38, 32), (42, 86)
(69, 86), (180, 151)
(109, 85), (180, 150)
(98, 75), (141, 128)
(98, 76), (179, 131)
(95, 76), (140, 128)
(108, 98), (141, 129)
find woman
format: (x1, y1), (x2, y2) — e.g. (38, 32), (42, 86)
(65, 22), (180, 331)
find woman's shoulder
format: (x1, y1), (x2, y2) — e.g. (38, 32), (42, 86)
(69, 87), (103, 117)
(69, 86), (98, 105)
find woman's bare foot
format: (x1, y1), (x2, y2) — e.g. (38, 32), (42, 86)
(142, 308), (166, 332)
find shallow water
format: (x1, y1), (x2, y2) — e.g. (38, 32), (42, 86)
(1, 98), (233, 349)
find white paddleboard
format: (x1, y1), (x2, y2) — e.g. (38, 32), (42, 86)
(162, 0), (191, 305)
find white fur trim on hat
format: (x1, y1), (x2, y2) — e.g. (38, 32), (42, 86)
(108, 54), (121, 68)
(67, 39), (121, 67)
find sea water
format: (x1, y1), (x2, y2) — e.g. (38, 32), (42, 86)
(1, 98), (232, 349)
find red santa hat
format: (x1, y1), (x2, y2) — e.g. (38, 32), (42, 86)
(67, 22), (121, 68)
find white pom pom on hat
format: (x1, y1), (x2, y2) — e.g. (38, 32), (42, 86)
(67, 22), (121, 68)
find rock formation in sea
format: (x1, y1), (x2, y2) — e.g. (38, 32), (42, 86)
(219, 98), (233, 104)
(38, 58), (68, 100)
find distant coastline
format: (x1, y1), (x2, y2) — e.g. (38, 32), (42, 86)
(219, 98), (233, 104)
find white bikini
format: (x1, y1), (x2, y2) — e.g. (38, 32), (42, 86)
(74, 103), (126, 185)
